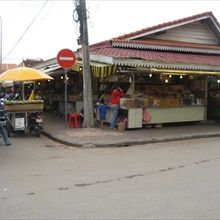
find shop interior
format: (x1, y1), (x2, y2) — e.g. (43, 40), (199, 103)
(100, 70), (207, 108)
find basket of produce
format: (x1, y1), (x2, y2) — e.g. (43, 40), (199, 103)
(120, 97), (147, 108)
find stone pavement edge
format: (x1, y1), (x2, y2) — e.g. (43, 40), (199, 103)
(41, 114), (220, 148)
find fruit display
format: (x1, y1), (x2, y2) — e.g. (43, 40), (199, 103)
(120, 97), (148, 108)
(4, 100), (44, 112)
(5, 100), (44, 105)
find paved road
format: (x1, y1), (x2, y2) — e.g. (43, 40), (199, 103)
(1, 134), (220, 219)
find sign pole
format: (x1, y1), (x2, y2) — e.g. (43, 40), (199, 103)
(56, 48), (76, 129)
(64, 69), (68, 129)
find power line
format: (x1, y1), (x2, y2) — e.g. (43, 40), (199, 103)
(3, 0), (49, 62)
(36, 1), (55, 26)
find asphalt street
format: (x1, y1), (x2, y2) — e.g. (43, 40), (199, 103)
(0, 134), (220, 219)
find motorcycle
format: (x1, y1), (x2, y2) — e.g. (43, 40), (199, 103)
(28, 112), (43, 137)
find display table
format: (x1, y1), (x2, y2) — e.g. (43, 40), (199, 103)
(4, 100), (44, 133)
(103, 105), (206, 128)
(144, 105), (206, 124)
(120, 108), (143, 128)
(102, 107), (143, 129)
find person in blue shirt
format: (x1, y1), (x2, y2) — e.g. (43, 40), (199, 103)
(98, 100), (109, 127)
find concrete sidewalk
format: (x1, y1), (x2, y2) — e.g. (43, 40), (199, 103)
(41, 113), (220, 148)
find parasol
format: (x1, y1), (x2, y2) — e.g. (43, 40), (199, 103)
(0, 67), (54, 99)
(0, 67), (54, 82)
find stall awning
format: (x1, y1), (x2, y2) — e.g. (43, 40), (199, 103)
(148, 68), (220, 76)
(73, 61), (116, 78)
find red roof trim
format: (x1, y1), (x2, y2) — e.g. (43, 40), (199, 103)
(90, 47), (220, 67)
(112, 39), (220, 51)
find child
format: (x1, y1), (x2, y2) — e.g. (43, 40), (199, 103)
(98, 100), (109, 127)
(79, 107), (84, 127)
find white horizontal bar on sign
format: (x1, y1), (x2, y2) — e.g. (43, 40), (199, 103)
(59, 57), (74, 61)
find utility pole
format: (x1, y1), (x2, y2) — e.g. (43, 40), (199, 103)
(74, 0), (94, 128)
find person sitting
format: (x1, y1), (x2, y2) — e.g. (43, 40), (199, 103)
(13, 89), (21, 100)
(4, 87), (14, 101)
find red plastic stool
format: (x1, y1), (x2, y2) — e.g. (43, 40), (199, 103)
(69, 113), (81, 128)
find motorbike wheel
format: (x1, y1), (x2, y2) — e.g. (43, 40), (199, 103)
(34, 126), (41, 137)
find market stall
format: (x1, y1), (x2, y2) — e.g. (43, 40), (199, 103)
(207, 79), (220, 120)
(0, 67), (53, 136)
(99, 71), (208, 128)
(4, 100), (44, 135)
(40, 70), (84, 115)
(73, 11), (220, 129)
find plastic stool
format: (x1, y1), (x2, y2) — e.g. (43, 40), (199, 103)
(69, 113), (81, 128)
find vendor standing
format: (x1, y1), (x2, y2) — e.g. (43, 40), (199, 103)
(110, 84), (123, 129)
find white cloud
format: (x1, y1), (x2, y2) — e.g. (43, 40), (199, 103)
(0, 0), (220, 64)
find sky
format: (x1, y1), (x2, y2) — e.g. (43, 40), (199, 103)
(0, 0), (220, 64)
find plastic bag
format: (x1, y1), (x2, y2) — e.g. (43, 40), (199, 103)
(143, 108), (151, 122)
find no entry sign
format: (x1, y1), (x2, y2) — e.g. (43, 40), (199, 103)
(56, 49), (76, 69)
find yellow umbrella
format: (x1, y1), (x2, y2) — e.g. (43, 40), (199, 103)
(0, 67), (54, 82)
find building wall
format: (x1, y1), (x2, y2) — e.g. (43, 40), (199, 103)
(151, 21), (218, 45)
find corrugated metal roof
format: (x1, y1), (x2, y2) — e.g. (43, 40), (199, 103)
(90, 47), (220, 67)
(82, 12), (220, 72)
(113, 11), (220, 41)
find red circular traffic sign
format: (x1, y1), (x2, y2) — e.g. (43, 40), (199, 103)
(56, 49), (76, 69)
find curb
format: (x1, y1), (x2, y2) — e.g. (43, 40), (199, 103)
(41, 131), (82, 147)
(41, 130), (220, 148)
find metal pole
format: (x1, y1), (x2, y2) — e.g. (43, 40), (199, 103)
(64, 69), (68, 129)
(132, 72), (135, 95)
(22, 82), (25, 99)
